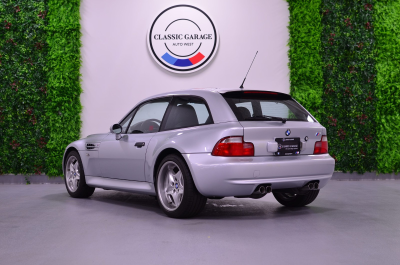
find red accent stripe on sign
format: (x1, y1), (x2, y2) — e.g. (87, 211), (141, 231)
(189, 52), (205, 65)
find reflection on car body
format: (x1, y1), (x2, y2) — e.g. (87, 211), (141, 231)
(63, 88), (335, 218)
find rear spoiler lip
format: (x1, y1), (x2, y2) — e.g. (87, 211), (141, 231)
(219, 90), (289, 97)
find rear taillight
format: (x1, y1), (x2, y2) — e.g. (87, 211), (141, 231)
(314, 135), (328, 154)
(212, 136), (254, 156)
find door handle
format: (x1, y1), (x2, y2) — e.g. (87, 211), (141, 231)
(135, 142), (145, 148)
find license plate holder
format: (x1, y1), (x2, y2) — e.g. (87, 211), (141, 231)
(275, 137), (300, 156)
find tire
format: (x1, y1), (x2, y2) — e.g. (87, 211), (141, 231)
(273, 190), (319, 207)
(156, 154), (207, 218)
(64, 151), (95, 198)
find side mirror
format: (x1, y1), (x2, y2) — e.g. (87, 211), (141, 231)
(110, 124), (123, 140)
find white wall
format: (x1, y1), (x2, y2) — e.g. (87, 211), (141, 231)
(80, 0), (290, 137)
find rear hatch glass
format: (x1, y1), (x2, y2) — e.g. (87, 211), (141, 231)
(222, 91), (322, 156)
(222, 91), (315, 122)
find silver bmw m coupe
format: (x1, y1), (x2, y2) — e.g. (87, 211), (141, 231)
(63, 88), (335, 218)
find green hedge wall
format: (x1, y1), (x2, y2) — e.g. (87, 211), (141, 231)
(287, 0), (324, 122)
(46, 0), (82, 176)
(374, 0), (400, 173)
(0, 0), (82, 176)
(288, 0), (400, 173)
(321, 0), (377, 173)
(0, 0), (49, 175)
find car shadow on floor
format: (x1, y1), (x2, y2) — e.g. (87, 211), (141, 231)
(198, 198), (335, 220)
(43, 190), (164, 216)
(43, 190), (336, 220)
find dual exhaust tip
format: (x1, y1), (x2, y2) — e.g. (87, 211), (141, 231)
(306, 182), (319, 190)
(248, 184), (272, 199)
(258, 185), (272, 195)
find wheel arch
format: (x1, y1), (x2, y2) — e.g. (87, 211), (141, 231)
(153, 148), (187, 184)
(63, 147), (79, 175)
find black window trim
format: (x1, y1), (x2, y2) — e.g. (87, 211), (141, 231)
(159, 95), (214, 132)
(120, 109), (137, 134)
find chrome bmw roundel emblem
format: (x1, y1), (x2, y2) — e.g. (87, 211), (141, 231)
(285, 129), (291, 136)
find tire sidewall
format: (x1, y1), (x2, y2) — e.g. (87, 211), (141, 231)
(155, 154), (195, 217)
(273, 190), (319, 207)
(64, 151), (89, 197)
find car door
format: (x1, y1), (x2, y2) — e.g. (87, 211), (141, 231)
(99, 97), (172, 181)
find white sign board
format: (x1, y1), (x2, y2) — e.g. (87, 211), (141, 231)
(147, 5), (219, 74)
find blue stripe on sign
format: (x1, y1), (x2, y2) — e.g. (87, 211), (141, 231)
(161, 53), (177, 65)
(174, 59), (193, 67)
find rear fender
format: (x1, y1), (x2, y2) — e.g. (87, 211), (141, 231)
(145, 122), (244, 183)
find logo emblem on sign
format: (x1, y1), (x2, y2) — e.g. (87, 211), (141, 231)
(285, 129), (291, 136)
(147, 5), (219, 74)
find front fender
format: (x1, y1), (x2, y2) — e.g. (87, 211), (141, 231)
(62, 133), (109, 175)
(62, 140), (88, 175)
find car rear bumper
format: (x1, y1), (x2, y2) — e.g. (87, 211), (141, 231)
(183, 153), (335, 197)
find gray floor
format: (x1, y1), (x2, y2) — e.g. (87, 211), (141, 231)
(1, 181), (399, 265)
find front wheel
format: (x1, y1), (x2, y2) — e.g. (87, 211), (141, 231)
(64, 151), (95, 198)
(273, 190), (319, 207)
(156, 154), (206, 218)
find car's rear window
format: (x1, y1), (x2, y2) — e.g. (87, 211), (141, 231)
(222, 91), (315, 122)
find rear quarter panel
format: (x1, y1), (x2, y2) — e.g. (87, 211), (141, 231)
(145, 122), (243, 183)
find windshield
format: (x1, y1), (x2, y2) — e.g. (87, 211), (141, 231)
(222, 91), (315, 122)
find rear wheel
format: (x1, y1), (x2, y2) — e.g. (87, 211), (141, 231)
(273, 190), (319, 207)
(64, 151), (95, 198)
(156, 154), (206, 218)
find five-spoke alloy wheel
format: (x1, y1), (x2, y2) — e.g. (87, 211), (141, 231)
(156, 154), (206, 218)
(64, 151), (95, 198)
(157, 161), (185, 211)
(66, 156), (81, 192)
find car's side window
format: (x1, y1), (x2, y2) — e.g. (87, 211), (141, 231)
(127, 98), (171, 134)
(163, 96), (213, 131)
(119, 111), (135, 134)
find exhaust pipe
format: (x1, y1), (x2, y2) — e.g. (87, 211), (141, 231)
(247, 184), (272, 199)
(303, 181), (319, 191)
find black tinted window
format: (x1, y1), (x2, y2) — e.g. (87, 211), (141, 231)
(222, 91), (315, 122)
(163, 96), (213, 130)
